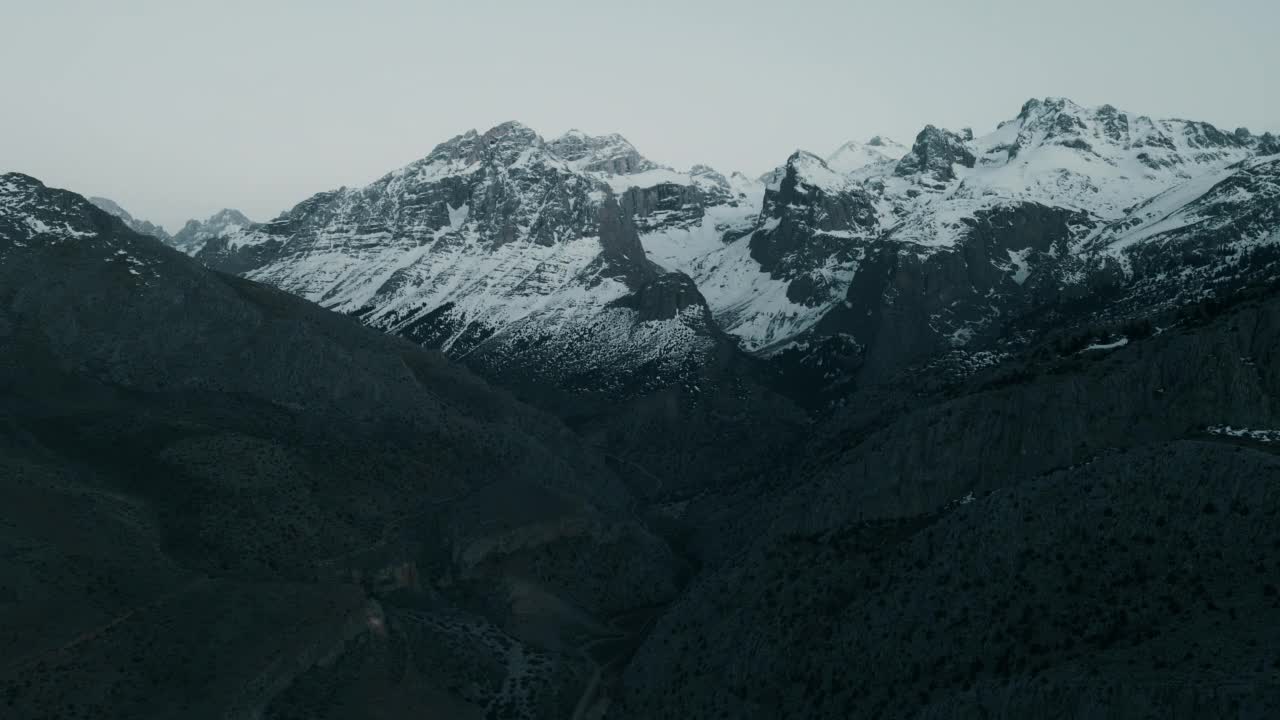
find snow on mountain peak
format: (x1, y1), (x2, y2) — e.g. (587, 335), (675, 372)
(474, 121), (547, 166)
(88, 196), (132, 222)
(171, 208), (254, 255)
(826, 136), (908, 174)
(154, 101), (1277, 369)
(786, 150), (856, 194)
(482, 120), (539, 140)
(957, 97), (1257, 218)
(547, 129), (656, 175)
(2, 173), (139, 248)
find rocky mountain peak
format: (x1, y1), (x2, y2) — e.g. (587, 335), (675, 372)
(419, 129), (481, 163)
(87, 196), (130, 220)
(1017, 96), (1085, 121)
(481, 120), (538, 141)
(687, 164), (731, 191)
(1257, 132), (1280, 155)
(826, 136), (908, 174)
(547, 129), (654, 174)
(171, 208), (254, 255)
(178, 208), (252, 232)
(472, 121), (545, 166)
(210, 208), (251, 225)
(1015, 96), (1113, 136)
(0, 170), (39, 190)
(1006, 97), (1251, 159)
(2, 173), (108, 245)
(743, 151), (880, 315)
(89, 197), (172, 242)
(1011, 96), (1131, 150)
(895, 124), (976, 180)
(784, 150), (853, 192)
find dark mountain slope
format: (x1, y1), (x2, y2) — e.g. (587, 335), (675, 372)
(616, 280), (1280, 718)
(622, 440), (1280, 719)
(0, 173), (681, 719)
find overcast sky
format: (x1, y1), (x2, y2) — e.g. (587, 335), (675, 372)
(2, 0), (1276, 231)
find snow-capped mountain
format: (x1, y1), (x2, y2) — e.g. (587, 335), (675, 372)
(824, 135), (908, 174)
(88, 196), (171, 242)
(171, 208), (253, 255)
(191, 98), (1280, 405)
(193, 123), (805, 491)
(617, 97), (1280, 390)
(642, 151), (876, 353)
(196, 122), (718, 393)
(1087, 152), (1280, 318)
(546, 129), (658, 174)
(10, 112), (1280, 720)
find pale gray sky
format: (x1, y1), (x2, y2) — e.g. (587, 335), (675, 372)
(2, 0), (1276, 231)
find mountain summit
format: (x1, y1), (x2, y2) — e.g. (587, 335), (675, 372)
(88, 196), (171, 242)
(171, 208), (254, 254)
(825, 135), (908, 174)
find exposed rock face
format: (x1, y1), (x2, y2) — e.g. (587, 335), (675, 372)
(894, 124), (977, 181)
(610, 271), (710, 322)
(88, 195), (171, 242)
(1256, 131), (1280, 155)
(0, 173), (691, 719)
(619, 181), (709, 232)
(547, 129), (656, 174)
(750, 152), (879, 309)
(795, 201), (1100, 383)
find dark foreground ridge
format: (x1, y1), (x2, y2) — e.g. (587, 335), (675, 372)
(0, 173), (683, 718)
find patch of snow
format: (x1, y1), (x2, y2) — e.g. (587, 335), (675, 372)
(1207, 425), (1280, 443)
(601, 168), (693, 194)
(673, 230), (840, 352)
(790, 151), (854, 193)
(24, 217), (51, 235)
(1080, 337), (1129, 352)
(826, 137), (908, 174)
(1006, 248), (1032, 284)
(642, 201), (758, 272)
(949, 327), (975, 347)
(447, 202), (470, 230)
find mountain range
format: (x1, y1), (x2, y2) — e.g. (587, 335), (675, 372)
(3, 96), (1279, 719)
(189, 97), (1280, 471)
